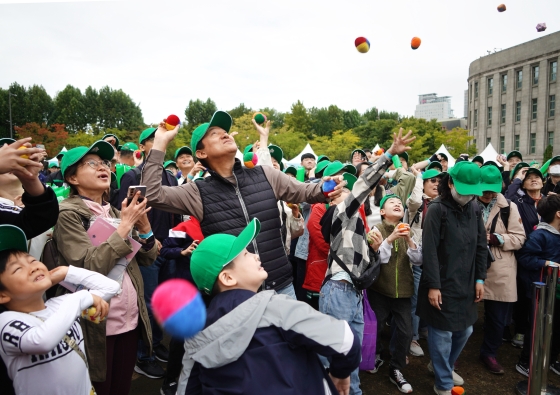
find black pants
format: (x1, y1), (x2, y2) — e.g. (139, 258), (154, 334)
(513, 277), (530, 334)
(291, 257), (308, 302)
(166, 338), (186, 381)
(368, 290), (412, 370)
(481, 300), (513, 357)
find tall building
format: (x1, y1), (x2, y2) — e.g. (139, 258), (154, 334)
(464, 90), (468, 118)
(467, 31), (560, 159)
(415, 93), (454, 120)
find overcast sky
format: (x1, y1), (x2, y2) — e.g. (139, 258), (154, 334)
(0, 0), (558, 125)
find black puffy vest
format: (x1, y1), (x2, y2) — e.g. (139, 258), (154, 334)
(197, 160), (292, 291)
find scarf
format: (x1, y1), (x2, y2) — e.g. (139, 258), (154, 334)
(80, 196), (111, 218)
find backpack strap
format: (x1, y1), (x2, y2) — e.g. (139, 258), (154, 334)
(132, 166), (142, 185)
(489, 199), (511, 235)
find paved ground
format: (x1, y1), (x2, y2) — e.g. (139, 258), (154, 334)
(130, 304), (560, 394)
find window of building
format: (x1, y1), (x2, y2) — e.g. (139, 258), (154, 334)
(501, 104), (506, 124)
(533, 66), (539, 85)
(488, 78), (493, 95)
(550, 95), (556, 117)
(548, 131), (554, 148)
(500, 136), (505, 152)
(532, 98), (538, 120)
(487, 137), (491, 146)
(516, 101), (521, 122)
(530, 133), (536, 154)
(473, 138), (477, 147)
(514, 135), (520, 151)
(475, 82), (479, 98)
(470, 85), (472, 102)
(502, 74), (507, 93)
(517, 70), (523, 89)
(487, 106), (492, 126)
(551, 61), (558, 82)
(474, 109), (478, 127)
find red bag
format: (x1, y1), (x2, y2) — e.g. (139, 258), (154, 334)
(359, 290), (377, 371)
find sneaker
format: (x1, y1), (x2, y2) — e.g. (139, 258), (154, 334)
(427, 361), (464, 386)
(550, 361), (560, 376)
(479, 355), (504, 374)
(135, 359), (165, 379)
(410, 340), (424, 357)
(512, 333), (524, 348)
(433, 385), (452, 395)
(160, 378), (178, 395)
(516, 360), (530, 377)
(389, 366), (413, 393)
(366, 355), (384, 374)
(154, 344), (169, 363)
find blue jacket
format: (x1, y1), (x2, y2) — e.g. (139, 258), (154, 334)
(179, 289), (361, 395)
(505, 178), (539, 236)
(516, 223), (560, 299)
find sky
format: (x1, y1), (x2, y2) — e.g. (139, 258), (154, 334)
(0, 0), (558, 125)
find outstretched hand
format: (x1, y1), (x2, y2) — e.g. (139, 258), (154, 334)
(153, 121), (180, 152)
(387, 128), (415, 156)
(252, 119), (271, 139)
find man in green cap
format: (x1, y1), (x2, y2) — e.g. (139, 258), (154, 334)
(542, 155), (560, 196)
(175, 146), (204, 185)
(506, 150), (523, 167)
(118, 142), (138, 167)
(475, 165), (525, 375)
(142, 110), (347, 301)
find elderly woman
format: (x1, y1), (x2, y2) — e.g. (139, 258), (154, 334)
(53, 141), (157, 395)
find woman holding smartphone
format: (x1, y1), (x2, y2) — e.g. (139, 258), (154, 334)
(53, 141), (158, 395)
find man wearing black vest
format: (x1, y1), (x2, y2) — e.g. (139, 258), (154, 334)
(142, 111), (345, 298)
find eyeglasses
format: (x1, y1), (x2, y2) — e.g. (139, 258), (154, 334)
(427, 178), (440, 184)
(82, 159), (111, 169)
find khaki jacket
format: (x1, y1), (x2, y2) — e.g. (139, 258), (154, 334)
(53, 196), (158, 382)
(483, 194), (526, 302)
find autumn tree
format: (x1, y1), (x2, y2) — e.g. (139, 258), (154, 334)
(15, 123), (69, 157)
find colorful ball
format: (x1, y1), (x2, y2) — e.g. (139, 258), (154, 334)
(17, 146), (29, 159)
(253, 112), (267, 125)
(497, 4), (506, 12)
(451, 387), (465, 395)
(355, 37), (370, 53)
(165, 114), (181, 131)
(243, 152), (258, 168)
(374, 148), (385, 156)
(536, 23), (547, 32)
(152, 279), (206, 340)
(322, 179), (337, 197)
(411, 37), (421, 50)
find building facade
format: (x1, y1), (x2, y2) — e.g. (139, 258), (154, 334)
(415, 93), (454, 120)
(467, 31), (560, 160)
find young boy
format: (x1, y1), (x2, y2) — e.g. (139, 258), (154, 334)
(516, 194), (560, 376)
(368, 194), (422, 393)
(177, 218), (362, 395)
(0, 224), (119, 395)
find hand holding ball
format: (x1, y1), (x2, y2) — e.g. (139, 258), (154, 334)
(152, 279), (206, 340)
(253, 112), (267, 125)
(164, 114), (181, 131)
(322, 179), (337, 198)
(134, 150), (143, 160)
(81, 307), (105, 324)
(17, 146), (29, 159)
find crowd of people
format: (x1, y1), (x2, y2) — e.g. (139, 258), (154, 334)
(0, 110), (559, 395)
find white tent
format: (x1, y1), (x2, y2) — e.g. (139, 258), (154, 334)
(288, 143), (317, 166)
(477, 143), (502, 167)
(372, 144), (380, 152)
(435, 144), (456, 168)
(235, 149), (243, 162)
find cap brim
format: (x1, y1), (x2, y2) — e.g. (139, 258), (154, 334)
(342, 173), (357, 191)
(227, 219), (261, 263)
(175, 147), (193, 160)
(453, 179), (483, 196)
(343, 164), (357, 176)
(480, 181), (502, 193)
(208, 111), (232, 133)
(88, 140), (116, 162)
(0, 225), (28, 253)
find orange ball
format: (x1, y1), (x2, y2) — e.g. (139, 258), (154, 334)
(17, 146), (29, 159)
(397, 223), (409, 230)
(451, 387), (465, 395)
(411, 37), (421, 50)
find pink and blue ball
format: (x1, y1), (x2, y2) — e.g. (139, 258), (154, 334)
(152, 279), (206, 339)
(322, 179), (337, 197)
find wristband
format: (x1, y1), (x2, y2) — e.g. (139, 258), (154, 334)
(187, 174), (194, 180)
(385, 151), (393, 160)
(139, 230), (153, 239)
(476, 279), (485, 284)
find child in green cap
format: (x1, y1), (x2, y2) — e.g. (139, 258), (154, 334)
(0, 224), (119, 395)
(178, 218), (362, 395)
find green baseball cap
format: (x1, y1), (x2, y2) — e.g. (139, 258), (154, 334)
(120, 142), (139, 152)
(426, 161), (443, 172)
(379, 194), (403, 210)
(422, 169), (443, 180)
(507, 150), (523, 161)
(268, 145), (284, 171)
(60, 140), (115, 177)
(0, 138), (15, 146)
(191, 111), (233, 154)
(472, 155), (484, 165)
(191, 218), (261, 295)
(523, 168), (544, 184)
(102, 134), (120, 148)
(317, 155), (330, 163)
(343, 173), (357, 191)
(511, 162), (530, 178)
(139, 127), (157, 145)
(284, 165), (297, 177)
(482, 160), (500, 169)
(315, 160), (331, 177)
(0, 225), (28, 253)
(323, 161), (356, 177)
(399, 152), (409, 164)
(174, 146), (193, 161)
(540, 158), (552, 177)
(351, 149), (367, 162)
(48, 162), (59, 169)
(480, 165), (503, 193)
(163, 160), (177, 169)
(448, 161), (483, 196)
(550, 156), (560, 166)
(56, 151), (66, 160)
(438, 153), (449, 161)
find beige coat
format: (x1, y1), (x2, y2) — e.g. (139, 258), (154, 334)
(483, 194), (526, 302)
(53, 196), (158, 382)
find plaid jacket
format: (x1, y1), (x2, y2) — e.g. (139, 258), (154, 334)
(326, 154), (392, 278)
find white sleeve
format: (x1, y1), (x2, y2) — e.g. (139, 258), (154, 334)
(286, 205), (304, 239)
(256, 147), (273, 167)
(379, 240), (392, 264)
(0, 291), (93, 355)
(62, 265), (120, 301)
(407, 243), (423, 266)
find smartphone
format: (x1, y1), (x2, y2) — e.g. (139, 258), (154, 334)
(127, 185), (146, 204)
(36, 144), (45, 150)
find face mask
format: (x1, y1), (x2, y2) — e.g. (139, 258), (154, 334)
(451, 188), (475, 206)
(549, 165), (560, 176)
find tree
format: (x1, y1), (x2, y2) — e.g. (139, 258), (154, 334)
(435, 127), (477, 158)
(15, 123), (69, 157)
(97, 86), (144, 132)
(25, 85), (54, 125)
(284, 100), (312, 138)
(230, 113), (260, 152)
(269, 125), (307, 160)
(343, 109), (363, 130)
(259, 107), (285, 128)
(310, 130), (361, 162)
(544, 144), (553, 163)
(228, 103), (252, 119)
(363, 107), (379, 122)
(354, 119), (399, 152)
(52, 85), (87, 132)
(184, 98), (217, 131)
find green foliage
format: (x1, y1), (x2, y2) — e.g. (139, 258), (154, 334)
(284, 100), (312, 139)
(435, 127), (476, 158)
(184, 98), (217, 131)
(354, 119), (399, 152)
(269, 126), (307, 160)
(544, 144), (554, 163)
(259, 107), (285, 128)
(311, 130), (361, 162)
(228, 103), (252, 119)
